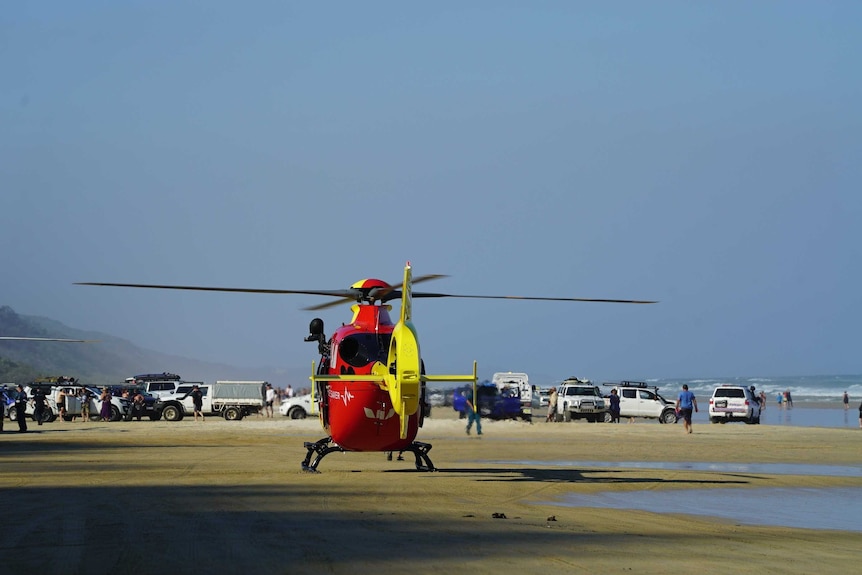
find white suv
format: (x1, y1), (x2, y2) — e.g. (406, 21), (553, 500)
(709, 385), (761, 424)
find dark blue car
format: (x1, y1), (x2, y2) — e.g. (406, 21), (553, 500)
(452, 383), (521, 420)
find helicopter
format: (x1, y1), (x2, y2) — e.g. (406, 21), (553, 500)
(77, 262), (656, 471)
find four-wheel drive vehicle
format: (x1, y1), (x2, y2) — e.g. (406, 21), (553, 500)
(129, 373), (184, 399)
(709, 385), (762, 424)
(107, 385), (161, 421)
(602, 381), (678, 424)
(280, 393), (314, 419)
(157, 381), (266, 421)
(556, 378), (606, 422)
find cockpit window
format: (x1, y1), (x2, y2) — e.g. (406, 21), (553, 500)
(338, 333), (391, 367)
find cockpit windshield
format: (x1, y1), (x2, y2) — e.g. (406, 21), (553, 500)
(338, 333), (392, 367)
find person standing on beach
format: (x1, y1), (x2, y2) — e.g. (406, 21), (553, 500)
(676, 384), (698, 434)
(842, 391), (849, 410)
(608, 389), (621, 423)
(546, 387), (558, 422)
(14, 384), (28, 432)
(264, 383), (276, 418)
(191, 384), (205, 422)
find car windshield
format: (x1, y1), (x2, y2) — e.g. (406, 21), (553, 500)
(714, 388), (745, 398)
(565, 387), (599, 396)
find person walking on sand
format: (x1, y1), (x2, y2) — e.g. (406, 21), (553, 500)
(676, 384), (698, 434)
(843, 391), (849, 410)
(464, 390), (482, 436)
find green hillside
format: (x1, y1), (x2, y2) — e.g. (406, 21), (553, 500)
(0, 305), (306, 387)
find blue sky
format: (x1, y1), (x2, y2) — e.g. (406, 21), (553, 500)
(2, 1), (860, 385)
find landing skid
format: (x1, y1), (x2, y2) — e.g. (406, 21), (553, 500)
(301, 437), (437, 472)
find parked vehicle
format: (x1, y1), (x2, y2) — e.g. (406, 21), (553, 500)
(709, 385), (761, 424)
(602, 381), (678, 424)
(556, 377), (606, 422)
(280, 393), (314, 419)
(129, 373), (184, 399)
(156, 381), (266, 421)
(452, 383), (521, 420)
(106, 385), (161, 421)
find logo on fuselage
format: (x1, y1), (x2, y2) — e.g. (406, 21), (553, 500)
(364, 407), (396, 421)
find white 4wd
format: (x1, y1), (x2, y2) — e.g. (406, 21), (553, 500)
(280, 394), (315, 419)
(603, 381), (678, 424)
(709, 385), (761, 424)
(556, 378), (606, 422)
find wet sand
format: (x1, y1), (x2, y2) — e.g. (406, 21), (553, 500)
(2, 412), (860, 574)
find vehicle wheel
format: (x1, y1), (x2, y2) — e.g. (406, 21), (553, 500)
(162, 404), (182, 422)
(9, 409), (17, 421)
(603, 412), (613, 423)
(223, 406), (242, 421)
(110, 406), (121, 422)
(63, 415), (74, 422)
(288, 406), (307, 420)
(710, 417), (718, 424)
(660, 410), (677, 424)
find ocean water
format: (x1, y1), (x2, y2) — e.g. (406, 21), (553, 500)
(645, 374), (862, 406)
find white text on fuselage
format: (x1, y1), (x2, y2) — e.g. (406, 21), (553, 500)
(328, 389), (354, 407)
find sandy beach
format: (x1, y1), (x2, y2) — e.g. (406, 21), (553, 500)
(2, 410), (860, 574)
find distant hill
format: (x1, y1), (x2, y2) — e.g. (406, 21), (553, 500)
(0, 305), (308, 387)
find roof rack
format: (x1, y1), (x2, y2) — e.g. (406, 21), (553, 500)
(132, 372), (182, 382)
(602, 381), (658, 390)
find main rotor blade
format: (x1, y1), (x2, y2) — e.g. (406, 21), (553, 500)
(411, 292), (658, 304)
(75, 282), (355, 298)
(0, 336), (98, 342)
(303, 297), (358, 311)
(302, 274), (450, 311)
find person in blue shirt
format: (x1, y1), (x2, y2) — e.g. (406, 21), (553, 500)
(675, 384), (698, 434)
(464, 390), (482, 436)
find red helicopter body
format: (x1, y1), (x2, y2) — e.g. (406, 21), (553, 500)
(316, 303), (422, 452)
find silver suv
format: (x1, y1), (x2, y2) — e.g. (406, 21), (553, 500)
(709, 385), (762, 424)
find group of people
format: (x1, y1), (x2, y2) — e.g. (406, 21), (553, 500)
(0, 384), (121, 432)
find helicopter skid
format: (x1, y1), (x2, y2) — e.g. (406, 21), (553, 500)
(301, 437), (436, 472)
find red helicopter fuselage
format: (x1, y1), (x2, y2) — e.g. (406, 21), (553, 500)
(315, 302), (425, 452)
